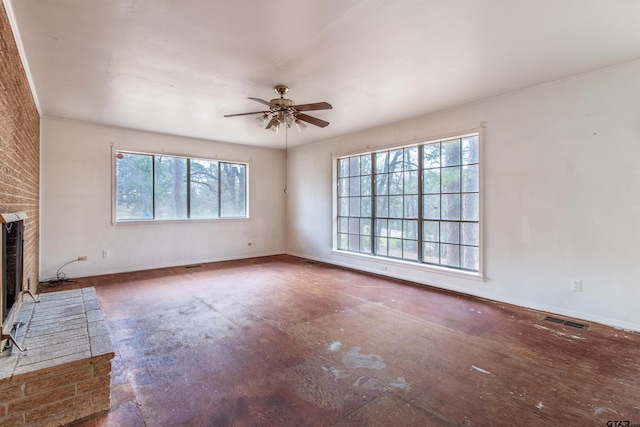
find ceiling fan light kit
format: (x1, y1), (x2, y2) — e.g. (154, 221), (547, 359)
(225, 85), (332, 133)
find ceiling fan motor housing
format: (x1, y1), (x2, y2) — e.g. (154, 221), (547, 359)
(270, 97), (296, 109)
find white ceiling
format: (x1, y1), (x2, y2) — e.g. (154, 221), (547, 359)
(7, 0), (640, 149)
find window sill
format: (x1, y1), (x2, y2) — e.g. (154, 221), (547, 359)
(111, 217), (250, 226)
(331, 249), (484, 282)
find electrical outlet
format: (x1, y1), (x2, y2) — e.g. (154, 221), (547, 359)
(571, 278), (583, 292)
(103, 250), (110, 258)
(78, 256), (88, 261)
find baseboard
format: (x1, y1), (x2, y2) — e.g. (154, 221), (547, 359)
(38, 251), (287, 281)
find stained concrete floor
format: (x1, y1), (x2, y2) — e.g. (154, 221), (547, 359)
(43, 255), (640, 426)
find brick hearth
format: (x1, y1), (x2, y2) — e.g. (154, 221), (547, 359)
(0, 288), (114, 426)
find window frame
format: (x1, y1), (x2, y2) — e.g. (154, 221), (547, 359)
(111, 147), (249, 224)
(333, 131), (483, 279)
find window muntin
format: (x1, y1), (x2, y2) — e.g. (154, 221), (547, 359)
(115, 151), (247, 221)
(336, 134), (480, 272)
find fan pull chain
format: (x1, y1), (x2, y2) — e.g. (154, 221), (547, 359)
(284, 124), (288, 195)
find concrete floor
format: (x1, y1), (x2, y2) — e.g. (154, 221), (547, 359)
(46, 255), (640, 426)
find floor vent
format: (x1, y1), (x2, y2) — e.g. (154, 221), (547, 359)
(184, 264), (202, 269)
(544, 316), (588, 330)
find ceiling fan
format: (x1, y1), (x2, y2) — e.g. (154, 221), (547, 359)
(224, 85), (332, 133)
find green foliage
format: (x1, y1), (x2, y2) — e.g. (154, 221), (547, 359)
(116, 153), (153, 220)
(115, 152), (246, 220)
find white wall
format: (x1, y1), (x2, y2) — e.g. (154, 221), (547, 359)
(286, 61), (640, 331)
(40, 118), (286, 279)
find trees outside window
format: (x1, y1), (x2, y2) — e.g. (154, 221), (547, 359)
(337, 134), (480, 272)
(115, 152), (247, 221)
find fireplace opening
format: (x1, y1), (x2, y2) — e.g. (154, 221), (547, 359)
(2, 219), (24, 323)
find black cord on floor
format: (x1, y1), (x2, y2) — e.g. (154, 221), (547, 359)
(38, 258), (80, 288)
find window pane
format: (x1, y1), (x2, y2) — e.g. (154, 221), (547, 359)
(462, 136), (479, 165)
(338, 178), (349, 197)
(361, 197), (372, 217)
(361, 154), (372, 175)
(423, 242), (439, 264)
(442, 139), (461, 166)
(461, 222), (479, 246)
(190, 159), (219, 219)
(461, 193), (479, 221)
(403, 240), (418, 261)
(440, 244), (460, 267)
(404, 147), (418, 170)
(404, 171), (418, 194)
(361, 218), (371, 235)
(423, 144), (440, 168)
(375, 152), (388, 173)
(115, 153), (153, 220)
(461, 246), (479, 270)
(389, 172), (403, 195)
(389, 196), (403, 218)
(338, 158), (350, 178)
(338, 233), (348, 250)
(220, 163), (246, 217)
(423, 221), (439, 242)
(338, 217), (348, 233)
(440, 221), (460, 244)
(388, 149), (404, 172)
(349, 234), (360, 251)
(423, 195), (440, 220)
(461, 165), (479, 193)
(360, 235), (372, 254)
(361, 176), (372, 196)
(349, 176), (361, 196)
(404, 195), (418, 219)
(422, 169), (440, 194)
(441, 194), (461, 220)
(349, 197), (361, 217)
(376, 174), (389, 195)
(389, 219), (403, 238)
(403, 220), (418, 240)
(349, 157), (360, 176)
(349, 218), (360, 234)
(155, 156), (188, 220)
(388, 238), (403, 258)
(375, 196), (388, 217)
(338, 198), (349, 216)
(441, 167), (461, 193)
(375, 219), (388, 237)
(376, 237), (388, 256)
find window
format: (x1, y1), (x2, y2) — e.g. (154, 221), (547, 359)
(115, 151), (247, 221)
(336, 134), (480, 272)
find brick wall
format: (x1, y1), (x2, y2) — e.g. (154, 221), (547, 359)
(0, 354), (113, 426)
(0, 3), (40, 322)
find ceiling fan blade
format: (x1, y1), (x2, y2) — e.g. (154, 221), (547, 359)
(224, 111), (267, 117)
(296, 113), (329, 128)
(248, 97), (272, 107)
(265, 117), (279, 129)
(294, 102), (333, 112)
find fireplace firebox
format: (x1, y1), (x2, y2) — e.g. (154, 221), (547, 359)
(1, 212), (27, 325)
